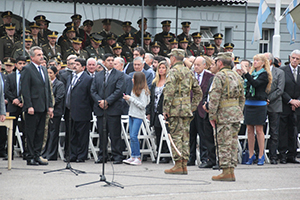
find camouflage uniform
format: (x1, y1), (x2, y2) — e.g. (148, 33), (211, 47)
(208, 65), (245, 169)
(163, 61), (202, 161)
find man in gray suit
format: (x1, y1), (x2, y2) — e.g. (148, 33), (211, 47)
(264, 52), (285, 164)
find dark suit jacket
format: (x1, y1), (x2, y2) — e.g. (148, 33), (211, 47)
(125, 62), (150, 75)
(52, 78), (65, 117)
(267, 66), (285, 113)
(121, 73), (133, 115)
(91, 68), (125, 116)
(59, 68), (73, 86)
(129, 69), (153, 90)
(202, 76), (214, 119)
(20, 63), (53, 112)
(66, 72), (93, 121)
(5, 71), (22, 113)
(281, 65), (300, 114)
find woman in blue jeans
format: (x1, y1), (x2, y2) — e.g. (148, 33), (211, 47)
(123, 72), (150, 165)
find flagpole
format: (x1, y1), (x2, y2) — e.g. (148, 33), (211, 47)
(272, 0), (281, 58)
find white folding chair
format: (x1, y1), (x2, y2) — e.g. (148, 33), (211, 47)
(88, 115), (100, 161)
(121, 115), (131, 157)
(139, 116), (156, 162)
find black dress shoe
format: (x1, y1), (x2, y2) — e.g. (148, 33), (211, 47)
(35, 157), (48, 165)
(212, 164), (220, 170)
(187, 160), (195, 166)
(287, 158), (300, 164)
(95, 158), (107, 164)
(160, 158), (170, 164)
(280, 158), (287, 164)
(113, 160), (122, 164)
(76, 159), (85, 163)
(270, 159), (278, 165)
(0, 152), (7, 158)
(3, 155), (14, 160)
(198, 162), (213, 168)
(27, 159), (39, 166)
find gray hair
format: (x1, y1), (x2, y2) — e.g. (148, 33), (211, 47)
(145, 53), (154, 61)
(134, 56), (143, 63)
(291, 49), (300, 56)
(114, 57), (125, 68)
(29, 46), (42, 57)
(264, 52), (274, 63)
(87, 57), (97, 65)
(196, 56), (206, 65)
(48, 59), (58, 66)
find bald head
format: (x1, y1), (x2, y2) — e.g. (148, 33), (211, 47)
(194, 56), (206, 74)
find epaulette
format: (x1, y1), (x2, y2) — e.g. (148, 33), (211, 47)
(42, 44), (47, 47)
(82, 49), (87, 53)
(16, 48), (22, 52)
(66, 49), (72, 52)
(1, 36), (6, 39)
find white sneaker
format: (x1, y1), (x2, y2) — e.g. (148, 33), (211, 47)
(130, 158), (142, 166)
(123, 157), (135, 164)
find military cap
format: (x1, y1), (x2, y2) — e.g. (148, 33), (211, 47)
(112, 43), (122, 49)
(151, 41), (160, 48)
(66, 26), (76, 33)
(181, 21), (191, 27)
(179, 36), (189, 43)
(25, 35), (33, 42)
(83, 20), (93, 27)
(43, 55), (48, 63)
(106, 33), (116, 40)
(192, 32), (202, 38)
(1, 11), (13, 18)
(65, 22), (74, 27)
(215, 52), (233, 60)
(45, 19), (51, 24)
(234, 56), (240, 64)
(29, 22), (41, 28)
(61, 61), (67, 68)
(213, 33), (223, 39)
(122, 21), (132, 27)
(48, 31), (59, 38)
(3, 57), (16, 65)
(224, 43), (235, 49)
(102, 19), (111, 25)
(205, 43), (215, 49)
(26, 57), (31, 62)
(4, 23), (16, 30)
(137, 18), (148, 24)
(161, 20), (171, 26)
(71, 14), (82, 20)
(168, 48), (185, 57)
(144, 33), (152, 40)
(72, 37), (82, 44)
(124, 33), (134, 40)
(34, 15), (46, 22)
(90, 33), (103, 43)
(163, 32), (172, 38)
(170, 38), (178, 44)
(23, 28), (31, 34)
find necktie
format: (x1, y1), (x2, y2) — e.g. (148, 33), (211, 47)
(105, 71), (109, 83)
(17, 72), (20, 96)
(293, 68), (297, 82)
(38, 66), (45, 82)
(197, 74), (201, 85)
(65, 74), (78, 109)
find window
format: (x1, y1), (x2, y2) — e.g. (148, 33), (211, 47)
(200, 27), (216, 45)
(259, 29), (271, 53)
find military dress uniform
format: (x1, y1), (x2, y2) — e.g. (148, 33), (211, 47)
(121, 44), (133, 63)
(0, 32), (19, 60)
(85, 46), (105, 60)
(0, 11), (13, 37)
(42, 31), (62, 60)
(154, 20), (176, 44)
(117, 21), (132, 45)
(212, 33), (225, 56)
(208, 52), (245, 181)
(64, 48), (88, 60)
(163, 49), (202, 175)
(189, 32), (206, 56)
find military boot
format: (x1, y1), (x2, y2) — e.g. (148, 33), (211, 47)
(182, 159), (188, 175)
(164, 160), (183, 174)
(212, 168), (235, 181)
(230, 167), (236, 181)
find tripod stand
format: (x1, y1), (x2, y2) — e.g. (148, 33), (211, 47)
(76, 66), (123, 188)
(44, 73), (85, 176)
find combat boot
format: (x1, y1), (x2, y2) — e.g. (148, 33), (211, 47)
(182, 159), (188, 175)
(164, 160), (183, 174)
(212, 168), (235, 181)
(230, 167), (236, 181)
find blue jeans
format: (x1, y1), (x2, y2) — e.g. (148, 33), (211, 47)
(129, 116), (143, 157)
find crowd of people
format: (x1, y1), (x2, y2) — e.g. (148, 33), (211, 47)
(0, 10), (300, 182)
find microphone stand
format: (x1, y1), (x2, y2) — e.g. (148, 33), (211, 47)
(44, 72), (85, 176)
(76, 67), (123, 188)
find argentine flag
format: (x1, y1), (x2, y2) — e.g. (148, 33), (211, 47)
(252, 0), (271, 43)
(283, 0), (300, 44)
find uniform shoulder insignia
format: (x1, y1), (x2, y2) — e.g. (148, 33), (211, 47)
(56, 44), (61, 47)
(1, 36), (5, 39)
(82, 49), (87, 53)
(16, 48), (22, 51)
(66, 49), (71, 52)
(42, 44), (47, 47)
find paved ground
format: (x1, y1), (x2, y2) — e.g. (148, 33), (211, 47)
(1, 157), (300, 200)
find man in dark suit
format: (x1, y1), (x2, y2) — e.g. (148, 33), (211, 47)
(21, 46), (53, 165)
(124, 47), (150, 74)
(5, 56), (27, 159)
(129, 57), (153, 90)
(91, 54), (125, 164)
(65, 58), (93, 162)
(188, 57), (215, 167)
(279, 49), (300, 164)
(264, 53), (285, 165)
(59, 55), (77, 86)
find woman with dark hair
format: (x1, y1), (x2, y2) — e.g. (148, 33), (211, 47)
(241, 54), (272, 166)
(146, 61), (170, 163)
(42, 66), (65, 160)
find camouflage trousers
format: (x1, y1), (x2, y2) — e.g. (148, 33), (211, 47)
(215, 122), (240, 168)
(42, 114), (50, 150)
(169, 117), (192, 161)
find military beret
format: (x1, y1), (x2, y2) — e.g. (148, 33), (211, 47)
(34, 15), (46, 22)
(161, 20), (171, 26)
(48, 31), (59, 38)
(122, 21), (132, 27)
(151, 41), (160, 48)
(102, 19), (111, 25)
(112, 43), (122, 49)
(144, 33), (152, 40)
(83, 20), (93, 26)
(224, 43), (235, 49)
(192, 32), (202, 38)
(168, 48), (185, 57)
(3, 57), (16, 65)
(29, 22), (41, 28)
(1, 11), (13, 18)
(4, 23), (16, 30)
(72, 37), (83, 44)
(205, 43), (215, 49)
(124, 33), (134, 40)
(213, 33), (223, 39)
(181, 21), (191, 27)
(71, 14), (82, 20)
(137, 18), (148, 24)
(90, 33), (103, 43)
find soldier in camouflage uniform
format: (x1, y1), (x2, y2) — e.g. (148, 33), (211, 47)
(163, 48), (202, 175)
(208, 52), (245, 181)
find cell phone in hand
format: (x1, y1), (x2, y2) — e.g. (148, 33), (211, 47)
(236, 64), (241, 70)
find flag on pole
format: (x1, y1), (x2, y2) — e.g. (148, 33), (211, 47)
(252, 0), (271, 44)
(282, 0), (300, 44)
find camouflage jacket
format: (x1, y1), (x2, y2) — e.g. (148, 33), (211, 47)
(208, 66), (245, 124)
(163, 61), (202, 117)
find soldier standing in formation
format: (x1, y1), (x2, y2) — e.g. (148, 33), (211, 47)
(177, 22), (193, 45)
(208, 52), (245, 181)
(85, 33), (105, 60)
(121, 33), (134, 63)
(212, 33), (224, 56)
(42, 31), (61, 60)
(189, 32), (206, 56)
(0, 11), (13, 37)
(154, 20), (175, 44)
(163, 48), (202, 175)
(0, 23), (19, 61)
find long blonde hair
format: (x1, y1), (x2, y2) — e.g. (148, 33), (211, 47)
(152, 61), (170, 85)
(250, 54), (272, 93)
